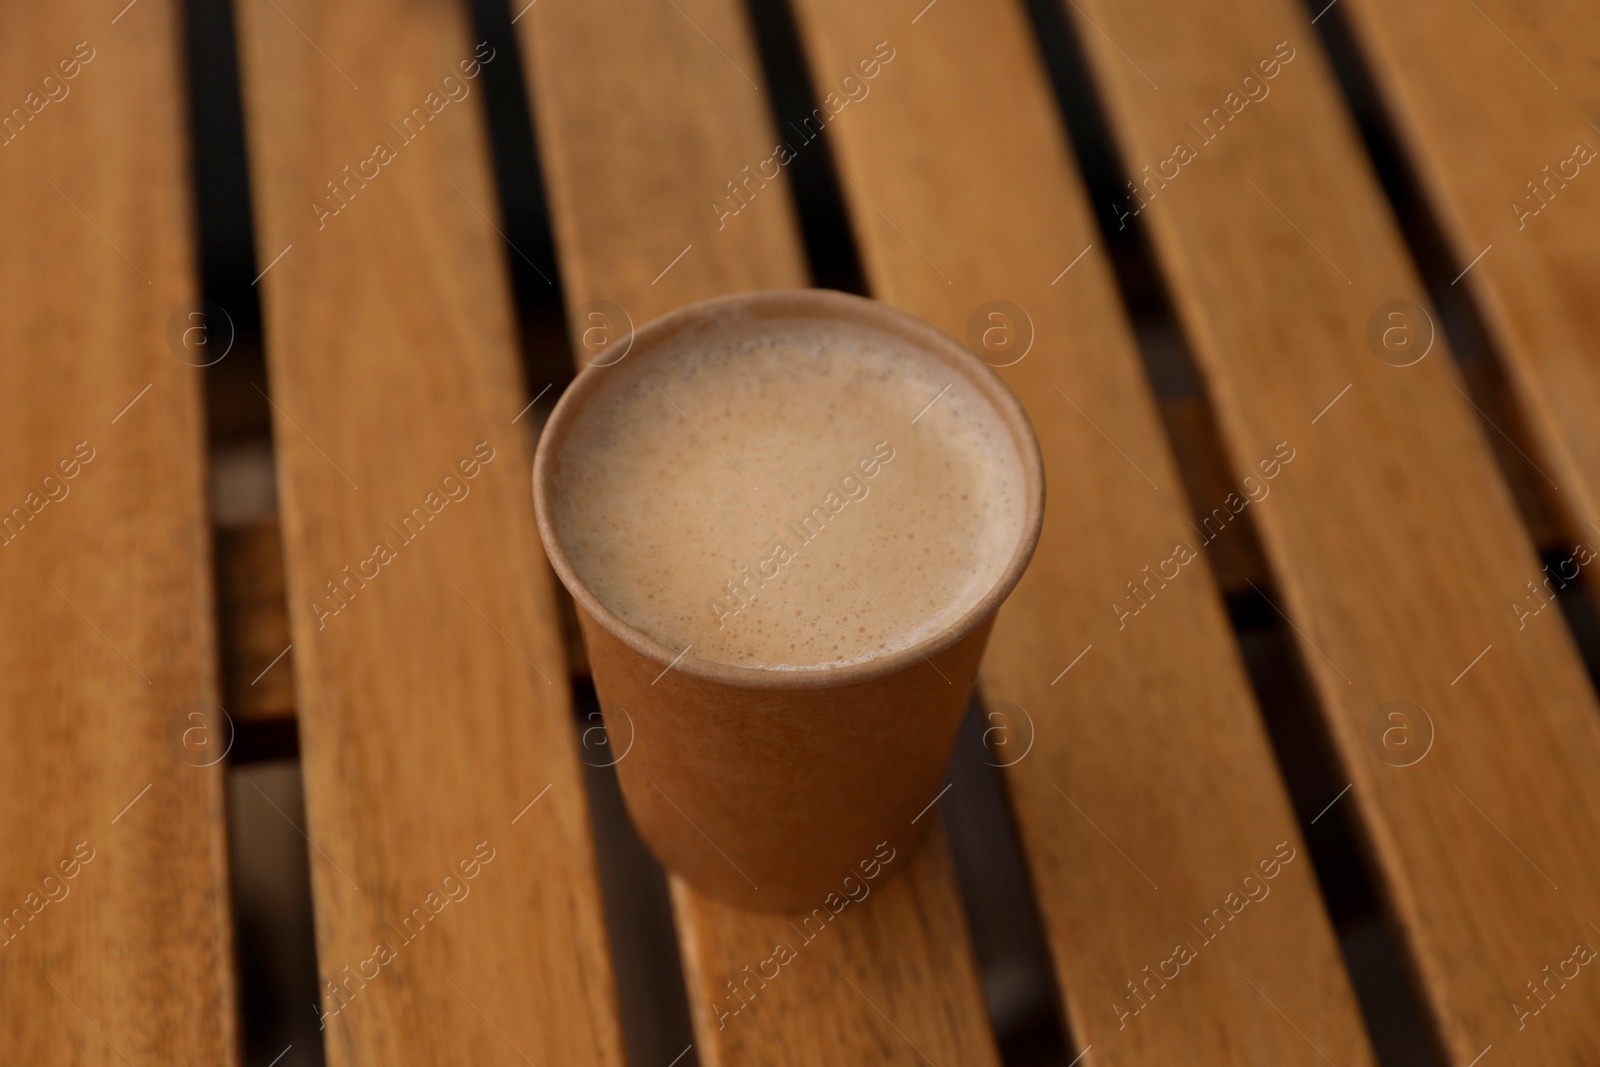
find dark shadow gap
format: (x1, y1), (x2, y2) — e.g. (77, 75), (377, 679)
(184, 0), (261, 345)
(1544, 547), (1600, 689)
(742, 0), (867, 296)
(467, 0), (574, 423)
(943, 702), (1074, 1065)
(185, 0), (272, 448)
(1302, 0), (1600, 694)
(1230, 618), (1440, 1066)
(227, 762), (327, 1067)
(182, 0), (323, 1062)
(185, 0), (271, 451)
(571, 680), (701, 1067)
(231, 717), (302, 765)
(1015, 0), (1442, 1061)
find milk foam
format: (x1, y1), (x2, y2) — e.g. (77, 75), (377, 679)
(552, 313), (1027, 670)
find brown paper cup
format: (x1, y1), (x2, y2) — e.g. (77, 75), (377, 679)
(533, 290), (1045, 912)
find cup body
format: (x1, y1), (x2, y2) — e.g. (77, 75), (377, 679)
(578, 599), (995, 910)
(533, 290), (1044, 912)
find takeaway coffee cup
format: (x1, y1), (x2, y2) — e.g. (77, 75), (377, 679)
(533, 290), (1044, 911)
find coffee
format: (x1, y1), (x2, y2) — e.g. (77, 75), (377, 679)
(549, 309), (1028, 669)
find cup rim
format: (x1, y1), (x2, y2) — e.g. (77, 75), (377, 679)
(532, 288), (1046, 691)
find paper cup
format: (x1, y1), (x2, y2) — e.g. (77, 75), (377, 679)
(533, 290), (1045, 911)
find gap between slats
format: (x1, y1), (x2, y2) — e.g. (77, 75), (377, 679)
(182, 0), (323, 1063)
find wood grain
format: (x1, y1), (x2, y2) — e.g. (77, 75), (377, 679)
(1064, 0), (1600, 1060)
(675, 833), (996, 1065)
(0, 1), (238, 1062)
(514, 0), (1002, 1061)
(786, 1), (1377, 1063)
(233, 0), (624, 1062)
(1339, 0), (1600, 553)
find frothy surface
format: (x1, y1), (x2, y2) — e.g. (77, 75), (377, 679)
(551, 311), (1027, 670)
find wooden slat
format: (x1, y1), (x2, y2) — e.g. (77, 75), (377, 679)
(1065, 0), (1600, 1060)
(513, 1), (1002, 1062)
(233, 2), (624, 1062)
(673, 833), (995, 1062)
(0, 2), (238, 1062)
(787, 2), (1377, 1064)
(1339, 0), (1600, 550)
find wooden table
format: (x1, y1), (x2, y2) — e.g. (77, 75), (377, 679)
(4, 0), (1599, 1063)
